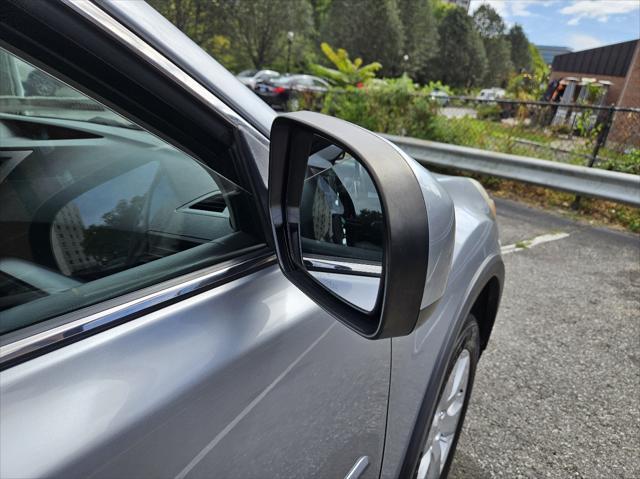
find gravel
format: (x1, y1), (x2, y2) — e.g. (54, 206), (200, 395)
(449, 198), (640, 479)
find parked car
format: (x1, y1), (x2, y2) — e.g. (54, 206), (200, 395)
(255, 74), (330, 110)
(0, 2), (504, 479)
(429, 88), (450, 106)
(477, 88), (506, 102)
(236, 68), (279, 89)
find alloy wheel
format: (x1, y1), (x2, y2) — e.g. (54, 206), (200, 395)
(416, 349), (471, 479)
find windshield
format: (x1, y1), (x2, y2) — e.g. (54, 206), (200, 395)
(237, 69), (257, 77)
(0, 48), (138, 129)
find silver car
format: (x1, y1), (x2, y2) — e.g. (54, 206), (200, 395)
(237, 69), (281, 90)
(0, 2), (504, 479)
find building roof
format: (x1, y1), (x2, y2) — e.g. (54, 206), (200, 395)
(552, 39), (638, 77)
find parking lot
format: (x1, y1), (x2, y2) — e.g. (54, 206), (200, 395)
(450, 198), (640, 478)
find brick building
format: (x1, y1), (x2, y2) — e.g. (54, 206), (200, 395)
(550, 39), (640, 147)
(550, 39), (639, 108)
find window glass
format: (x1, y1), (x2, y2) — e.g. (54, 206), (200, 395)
(300, 137), (383, 264)
(0, 48), (263, 335)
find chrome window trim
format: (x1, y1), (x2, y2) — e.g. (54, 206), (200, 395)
(0, 251), (276, 369)
(61, 0), (265, 140)
(303, 257), (382, 277)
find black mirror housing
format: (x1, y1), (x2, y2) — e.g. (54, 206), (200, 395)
(269, 111), (429, 339)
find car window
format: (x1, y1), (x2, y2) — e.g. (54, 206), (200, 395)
(256, 71), (278, 81)
(295, 77), (313, 86)
(238, 69), (257, 78)
(0, 48), (264, 335)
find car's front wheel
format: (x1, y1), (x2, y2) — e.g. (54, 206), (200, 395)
(415, 314), (480, 479)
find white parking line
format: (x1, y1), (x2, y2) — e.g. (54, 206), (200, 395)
(501, 232), (570, 255)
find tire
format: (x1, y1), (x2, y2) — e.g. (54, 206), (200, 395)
(414, 314), (481, 479)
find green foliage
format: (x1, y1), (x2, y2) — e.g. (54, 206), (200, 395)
(431, 7), (487, 88)
(477, 104), (502, 121)
(221, 0), (314, 69)
(432, 0), (457, 20)
(398, 0), (439, 81)
(472, 4), (513, 86)
(529, 44), (549, 84)
(473, 4), (506, 38)
(321, 76), (438, 137)
(83, 196), (145, 265)
(309, 0), (332, 38)
(551, 124), (572, 135)
(322, 0), (405, 76)
(309, 43), (382, 86)
(148, 0), (221, 45)
(424, 80), (453, 96)
(599, 148), (640, 175)
(482, 37), (513, 87)
(507, 72), (538, 100)
(507, 24), (533, 73)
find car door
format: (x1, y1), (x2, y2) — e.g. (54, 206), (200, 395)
(0, 4), (390, 478)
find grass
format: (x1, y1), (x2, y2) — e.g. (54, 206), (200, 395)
(430, 116), (640, 174)
(483, 176), (640, 233)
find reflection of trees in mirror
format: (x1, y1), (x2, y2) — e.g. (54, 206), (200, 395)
(82, 195), (146, 267)
(346, 208), (383, 251)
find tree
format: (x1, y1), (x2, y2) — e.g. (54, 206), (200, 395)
(83, 196), (146, 266)
(147, 0), (221, 45)
(398, 0), (439, 82)
(472, 3), (506, 38)
(507, 24), (533, 72)
(323, 0), (405, 76)
(472, 4), (512, 86)
(529, 43), (549, 82)
(309, 0), (332, 39)
(150, 0), (314, 71)
(430, 7), (487, 88)
(482, 37), (513, 86)
(217, 0), (314, 70)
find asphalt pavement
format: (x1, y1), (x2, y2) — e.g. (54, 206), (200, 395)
(449, 198), (640, 479)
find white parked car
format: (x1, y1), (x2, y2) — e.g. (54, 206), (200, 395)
(236, 69), (280, 89)
(477, 88), (506, 101)
(429, 89), (450, 106)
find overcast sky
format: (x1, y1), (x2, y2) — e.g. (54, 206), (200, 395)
(469, 0), (640, 51)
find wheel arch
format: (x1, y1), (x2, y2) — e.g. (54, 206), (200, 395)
(470, 275), (502, 352)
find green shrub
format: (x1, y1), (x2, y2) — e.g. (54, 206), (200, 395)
(321, 76), (438, 137)
(550, 124), (571, 135)
(598, 148), (640, 175)
(476, 104), (502, 121)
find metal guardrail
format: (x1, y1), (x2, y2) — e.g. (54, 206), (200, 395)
(382, 133), (640, 207)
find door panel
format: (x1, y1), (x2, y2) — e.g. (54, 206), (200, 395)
(0, 266), (390, 478)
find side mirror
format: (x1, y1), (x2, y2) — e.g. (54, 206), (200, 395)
(269, 111), (454, 339)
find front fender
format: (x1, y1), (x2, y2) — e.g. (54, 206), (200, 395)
(381, 199), (504, 478)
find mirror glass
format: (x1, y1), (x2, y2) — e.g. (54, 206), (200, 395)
(299, 134), (384, 312)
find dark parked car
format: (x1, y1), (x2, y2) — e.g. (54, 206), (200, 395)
(0, 2), (504, 479)
(255, 74), (330, 110)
